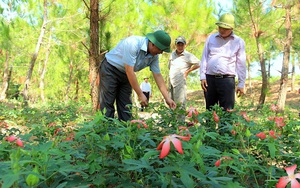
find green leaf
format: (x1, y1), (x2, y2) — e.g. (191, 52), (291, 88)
(205, 132), (219, 140)
(180, 171), (194, 187)
(122, 159), (152, 171)
(245, 129), (251, 137)
(1, 174), (19, 188)
(267, 142), (276, 159)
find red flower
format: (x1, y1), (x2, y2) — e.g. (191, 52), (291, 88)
(215, 156), (233, 167)
(130, 119), (148, 129)
(186, 106), (199, 117)
(240, 111), (250, 122)
(276, 164), (300, 188)
(256, 132), (266, 140)
(215, 159), (221, 167)
(269, 130), (277, 139)
(6, 135), (17, 142)
(231, 129), (236, 135)
(156, 134), (191, 159)
(16, 139), (24, 147)
(213, 111), (219, 123)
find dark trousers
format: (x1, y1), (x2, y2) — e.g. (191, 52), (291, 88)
(99, 58), (132, 121)
(143, 92), (150, 102)
(205, 75), (235, 110)
(141, 92), (150, 108)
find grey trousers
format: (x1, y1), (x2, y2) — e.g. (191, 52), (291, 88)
(99, 58), (132, 121)
(169, 81), (187, 121)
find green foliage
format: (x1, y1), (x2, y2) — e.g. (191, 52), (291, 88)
(0, 102), (299, 187)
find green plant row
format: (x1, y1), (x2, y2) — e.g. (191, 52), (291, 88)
(0, 102), (299, 188)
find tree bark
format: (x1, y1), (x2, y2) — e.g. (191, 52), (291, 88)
(277, 5), (292, 113)
(89, 0), (100, 112)
(40, 31), (51, 102)
(0, 50), (10, 100)
(22, 0), (48, 103)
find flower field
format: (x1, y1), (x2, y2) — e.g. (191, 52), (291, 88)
(0, 99), (299, 188)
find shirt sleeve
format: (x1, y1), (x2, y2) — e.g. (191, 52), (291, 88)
(122, 38), (139, 67)
(200, 35), (210, 80)
(188, 53), (200, 65)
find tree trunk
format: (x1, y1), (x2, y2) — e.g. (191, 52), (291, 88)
(277, 5), (292, 113)
(22, 0), (48, 103)
(65, 61), (73, 101)
(247, 0), (268, 108)
(40, 31), (51, 102)
(257, 40), (268, 108)
(0, 50), (10, 100)
(246, 55), (252, 97)
(291, 52), (295, 91)
(89, 0), (100, 112)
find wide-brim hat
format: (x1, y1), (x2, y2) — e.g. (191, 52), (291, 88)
(146, 30), (171, 52)
(215, 13), (235, 29)
(215, 22), (233, 29)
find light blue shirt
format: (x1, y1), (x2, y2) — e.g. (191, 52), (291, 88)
(105, 36), (160, 74)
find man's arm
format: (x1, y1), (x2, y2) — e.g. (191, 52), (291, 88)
(125, 64), (148, 106)
(152, 72), (176, 109)
(184, 65), (200, 79)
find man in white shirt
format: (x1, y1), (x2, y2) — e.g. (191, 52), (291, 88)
(169, 36), (200, 113)
(140, 77), (151, 111)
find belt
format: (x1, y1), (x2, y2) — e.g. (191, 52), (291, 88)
(206, 74), (235, 79)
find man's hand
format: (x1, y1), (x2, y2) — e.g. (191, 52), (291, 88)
(165, 98), (176, 109)
(201, 80), (208, 92)
(138, 94), (148, 107)
(236, 87), (245, 97)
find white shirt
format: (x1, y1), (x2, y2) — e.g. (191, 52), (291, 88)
(140, 82), (151, 94)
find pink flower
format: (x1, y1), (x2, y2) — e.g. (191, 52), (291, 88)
(213, 111), (219, 123)
(274, 117), (286, 129)
(276, 164), (300, 188)
(156, 134), (191, 159)
(256, 132), (266, 140)
(6, 135), (17, 142)
(16, 139), (24, 147)
(130, 119), (148, 129)
(186, 106), (199, 117)
(240, 111), (250, 122)
(270, 104), (278, 112)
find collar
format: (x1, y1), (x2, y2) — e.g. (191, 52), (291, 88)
(174, 50), (186, 56)
(216, 31), (235, 39)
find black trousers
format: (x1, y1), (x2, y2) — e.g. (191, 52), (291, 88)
(141, 92), (150, 108)
(99, 58), (132, 121)
(205, 75), (235, 110)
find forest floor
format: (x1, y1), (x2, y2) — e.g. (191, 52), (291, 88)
(186, 78), (300, 112)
